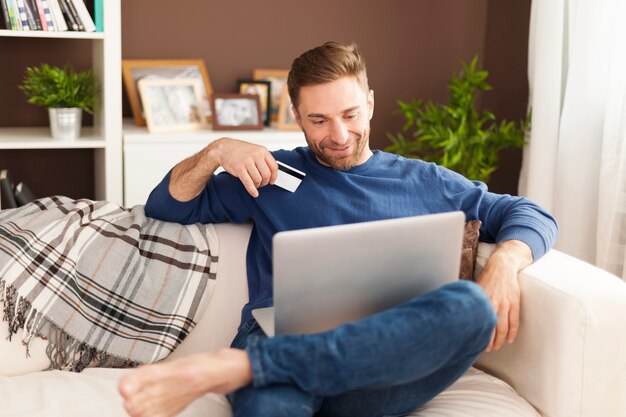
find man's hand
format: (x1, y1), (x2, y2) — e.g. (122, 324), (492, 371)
(211, 138), (278, 198)
(169, 138), (278, 201)
(476, 239), (532, 352)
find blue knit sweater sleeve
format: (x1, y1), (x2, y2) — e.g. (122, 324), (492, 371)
(144, 169), (254, 225)
(435, 165), (558, 261)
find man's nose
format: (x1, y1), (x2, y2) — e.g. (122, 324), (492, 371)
(329, 120), (349, 145)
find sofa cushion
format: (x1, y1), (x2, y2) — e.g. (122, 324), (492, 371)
(0, 367), (538, 417)
(460, 220), (481, 280)
(411, 368), (539, 417)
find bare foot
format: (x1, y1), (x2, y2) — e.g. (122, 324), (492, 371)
(118, 348), (253, 417)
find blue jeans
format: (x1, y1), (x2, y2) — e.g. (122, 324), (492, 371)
(227, 280), (496, 417)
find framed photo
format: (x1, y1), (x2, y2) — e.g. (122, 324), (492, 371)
(253, 69), (289, 123)
(211, 93), (264, 130)
(277, 84), (300, 131)
(237, 79), (271, 127)
(122, 59), (213, 126)
(137, 78), (206, 133)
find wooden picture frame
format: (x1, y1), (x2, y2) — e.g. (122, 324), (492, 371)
(211, 93), (264, 131)
(237, 79), (271, 127)
(122, 59), (213, 126)
(277, 84), (300, 131)
(253, 69), (289, 123)
(137, 78), (206, 133)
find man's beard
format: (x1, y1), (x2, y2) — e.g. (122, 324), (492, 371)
(302, 128), (370, 171)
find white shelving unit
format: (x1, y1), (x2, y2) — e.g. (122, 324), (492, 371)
(0, 1), (123, 204)
(123, 120), (307, 207)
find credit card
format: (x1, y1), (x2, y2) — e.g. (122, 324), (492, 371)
(275, 161), (306, 192)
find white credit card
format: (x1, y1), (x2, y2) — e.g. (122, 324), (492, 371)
(275, 161), (306, 192)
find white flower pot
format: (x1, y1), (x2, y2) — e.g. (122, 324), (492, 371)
(49, 107), (82, 141)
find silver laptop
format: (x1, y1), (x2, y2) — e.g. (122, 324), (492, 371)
(252, 211), (465, 336)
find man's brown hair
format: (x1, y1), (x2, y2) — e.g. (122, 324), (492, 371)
(287, 41), (369, 111)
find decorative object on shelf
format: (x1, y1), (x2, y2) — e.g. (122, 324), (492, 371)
(0, 168), (17, 210)
(0, 167), (34, 208)
(211, 93), (263, 131)
(122, 59), (213, 127)
(13, 181), (36, 206)
(385, 56), (529, 183)
(277, 84), (299, 131)
(253, 68), (289, 123)
(137, 78), (207, 134)
(19, 63), (99, 141)
(237, 79), (271, 127)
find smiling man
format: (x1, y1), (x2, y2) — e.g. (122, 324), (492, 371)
(119, 41), (557, 417)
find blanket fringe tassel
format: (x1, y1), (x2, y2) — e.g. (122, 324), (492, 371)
(1, 279), (139, 373)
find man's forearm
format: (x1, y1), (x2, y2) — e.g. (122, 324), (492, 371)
(168, 141), (222, 202)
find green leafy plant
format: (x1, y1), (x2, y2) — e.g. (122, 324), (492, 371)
(385, 56), (529, 183)
(19, 64), (99, 114)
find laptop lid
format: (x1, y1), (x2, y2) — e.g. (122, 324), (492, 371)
(259, 211), (465, 336)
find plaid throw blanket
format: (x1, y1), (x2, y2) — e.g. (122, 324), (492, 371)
(0, 196), (218, 372)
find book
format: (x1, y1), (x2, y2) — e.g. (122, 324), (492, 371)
(94, 0), (102, 32)
(7, 0), (21, 30)
(0, 169), (18, 210)
(1, 0), (12, 29)
(34, 0), (50, 31)
(59, 0), (81, 30)
(56, 0), (77, 30)
(38, 0), (54, 31)
(24, 0), (42, 30)
(47, 0), (66, 31)
(62, 0), (80, 29)
(69, 0), (93, 32)
(14, 182), (36, 206)
(15, 0), (30, 30)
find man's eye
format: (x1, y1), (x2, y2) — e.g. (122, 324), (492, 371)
(312, 120), (325, 126)
(344, 114), (357, 120)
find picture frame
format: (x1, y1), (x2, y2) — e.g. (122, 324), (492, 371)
(211, 93), (264, 131)
(253, 69), (289, 123)
(137, 78), (206, 133)
(277, 84), (300, 131)
(122, 59), (213, 126)
(237, 79), (271, 127)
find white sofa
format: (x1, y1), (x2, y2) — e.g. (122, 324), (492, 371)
(1, 222), (625, 417)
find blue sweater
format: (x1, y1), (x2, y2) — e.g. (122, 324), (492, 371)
(146, 147), (558, 323)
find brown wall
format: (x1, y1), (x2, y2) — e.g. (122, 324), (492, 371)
(0, 0), (530, 199)
(482, 0), (532, 194)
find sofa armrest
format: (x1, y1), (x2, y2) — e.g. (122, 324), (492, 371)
(474, 243), (626, 417)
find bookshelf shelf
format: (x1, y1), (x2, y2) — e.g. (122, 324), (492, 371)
(0, 29), (104, 39)
(0, 126), (105, 149)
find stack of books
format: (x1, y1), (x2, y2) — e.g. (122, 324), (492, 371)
(0, 0), (103, 32)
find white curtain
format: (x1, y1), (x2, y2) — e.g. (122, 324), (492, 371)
(519, 0), (626, 278)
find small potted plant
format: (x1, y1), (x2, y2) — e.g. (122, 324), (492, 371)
(386, 56), (529, 183)
(19, 63), (99, 141)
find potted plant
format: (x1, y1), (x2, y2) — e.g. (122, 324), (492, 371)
(385, 56), (529, 183)
(19, 64), (99, 141)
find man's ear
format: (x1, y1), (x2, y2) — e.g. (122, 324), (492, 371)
(368, 90), (374, 120)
